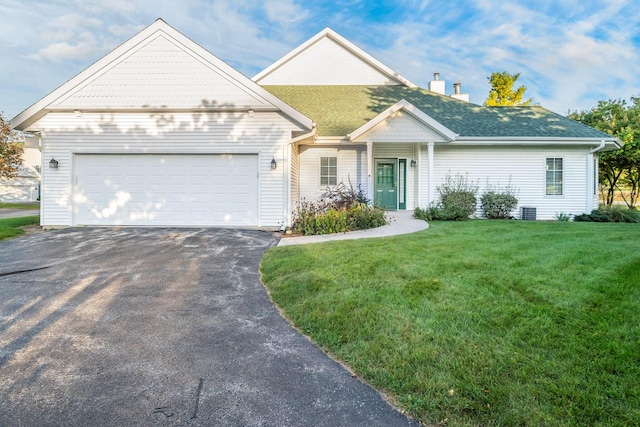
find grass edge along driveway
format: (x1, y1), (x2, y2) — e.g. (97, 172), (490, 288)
(0, 215), (40, 240)
(260, 220), (640, 426)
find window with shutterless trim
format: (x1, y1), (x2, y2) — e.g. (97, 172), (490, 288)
(546, 157), (563, 195)
(320, 156), (337, 186)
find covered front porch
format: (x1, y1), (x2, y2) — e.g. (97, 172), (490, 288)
(349, 99), (457, 211)
(362, 141), (436, 211)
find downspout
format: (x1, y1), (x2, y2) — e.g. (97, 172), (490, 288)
(283, 125), (317, 230)
(589, 140), (606, 154)
(587, 140), (606, 212)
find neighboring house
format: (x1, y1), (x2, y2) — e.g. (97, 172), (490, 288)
(10, 19), (618, 228)
(0, 147), (41, 202)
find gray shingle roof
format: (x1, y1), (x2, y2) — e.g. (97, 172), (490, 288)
(264, 85), (612, 139)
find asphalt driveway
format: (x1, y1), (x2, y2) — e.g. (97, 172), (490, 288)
(0, 228), (417, 426)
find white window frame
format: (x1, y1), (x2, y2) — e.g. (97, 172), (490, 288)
(320, 156), (337, 187)
(545, 157), (564, 196)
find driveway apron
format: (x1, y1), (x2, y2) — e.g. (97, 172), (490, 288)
(0, 228), (417, 426)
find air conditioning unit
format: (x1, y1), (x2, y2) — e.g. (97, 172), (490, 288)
(520, 206), (537, 221)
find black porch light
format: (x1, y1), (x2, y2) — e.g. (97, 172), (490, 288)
(271, 157), (277, 170)
(49, 158), (59, 169)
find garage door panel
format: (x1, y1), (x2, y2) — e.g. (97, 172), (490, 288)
(74, 154), (258, 226)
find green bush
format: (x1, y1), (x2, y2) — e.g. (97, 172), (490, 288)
(347, 203), (387, 230)
(574, 206), (640, 223)
(480, 182), (519, 219)
(437, 173), (478, 217)
(481, 191), (518, 219)
(414, 204), (470, 221)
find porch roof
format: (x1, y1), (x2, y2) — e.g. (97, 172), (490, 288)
(263, 85), (614, 140)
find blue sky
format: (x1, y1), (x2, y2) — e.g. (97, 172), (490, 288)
(2, 0), (639, 119)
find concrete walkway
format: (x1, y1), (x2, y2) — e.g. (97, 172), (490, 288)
(278, 210), (428, 246)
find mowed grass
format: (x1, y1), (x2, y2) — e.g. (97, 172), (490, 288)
(0, 202), (40, 210)
(261, 221), (640, 426)
(0, 216), (40, 240)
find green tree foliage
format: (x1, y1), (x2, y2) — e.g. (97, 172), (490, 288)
(0, 112), (23, 179)
(568, 98), (640, 207)
(484, 71), (533, 106)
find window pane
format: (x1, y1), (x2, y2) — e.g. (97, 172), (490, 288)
(546, 157), (563, 195)
(320, 156), (337, 187)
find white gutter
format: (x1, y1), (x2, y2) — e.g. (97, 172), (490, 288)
(589, 140), (607, 154)
(290, 124), (317, 144)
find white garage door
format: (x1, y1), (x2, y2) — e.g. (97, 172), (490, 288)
(73, 154), (258, 226)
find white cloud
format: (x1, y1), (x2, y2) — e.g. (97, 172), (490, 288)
(263, 0), (310, 26)
(30, 40), (99, 61)
(2, 0), (640, 119)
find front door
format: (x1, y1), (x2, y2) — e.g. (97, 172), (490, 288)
(375, 159), (397, 210)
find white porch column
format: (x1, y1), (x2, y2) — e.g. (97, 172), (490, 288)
(415, 143), (422, 207)
(366, 141), (374, 203)
(427, 141), (435, 204)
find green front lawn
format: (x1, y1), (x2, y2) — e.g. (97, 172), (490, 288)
(0, 202), (40, 210)
(0, 216), (40, 240)
(261, 221), (640, 426)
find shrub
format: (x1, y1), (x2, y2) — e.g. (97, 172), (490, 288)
(291, 181), (387, 235)
(437, 173), (479, 217)
(347, 203), (387, 230)
(574, 206), (640, 223)
(414, 204), (470, 221)
(481, 183), (519, 219)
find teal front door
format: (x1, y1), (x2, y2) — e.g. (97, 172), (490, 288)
(375, 159), (397, 210)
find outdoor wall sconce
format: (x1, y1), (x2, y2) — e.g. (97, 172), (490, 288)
(49, 158), (59, 169)
(410, 159), (417, 167)
(271, 158), (277, 170)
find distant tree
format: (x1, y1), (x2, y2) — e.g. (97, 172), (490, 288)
(568, 98), (640, 207)
(0, 112), (23, 179)
(484, 71), (533, 106)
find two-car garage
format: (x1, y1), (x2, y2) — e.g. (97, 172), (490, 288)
(73, 154), (259, 227)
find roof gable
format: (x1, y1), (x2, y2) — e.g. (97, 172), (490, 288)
(253, 28), (416, 87)
(350, 100), (457, 142)
(12, 19), (312, 131)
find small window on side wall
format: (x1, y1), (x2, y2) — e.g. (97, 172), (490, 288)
(320, 156), (337, 186)
(546, 157), (563, 195)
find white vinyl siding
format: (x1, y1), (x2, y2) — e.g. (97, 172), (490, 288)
(354, 111), (446, 142)
(546, 158), (564, 195)
(257, 36), (399, 86)
(320, 156), (337, 186)
(424, 145), (593, 220)
(298, 145), (367, 202)
(54, 34), (271, 109)
(33, 111), (301, 228)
